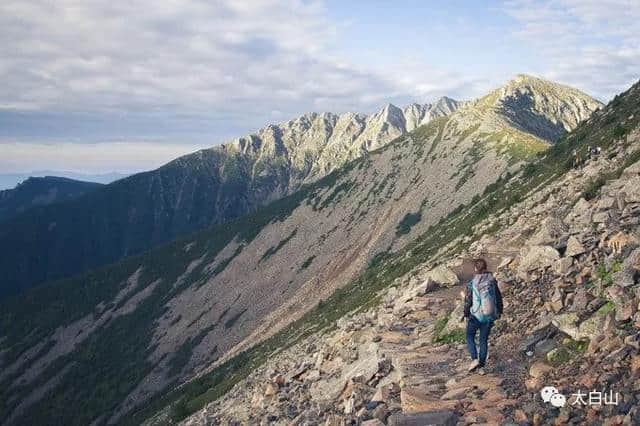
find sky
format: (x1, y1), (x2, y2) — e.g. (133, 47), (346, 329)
(1, 0), (639, 175)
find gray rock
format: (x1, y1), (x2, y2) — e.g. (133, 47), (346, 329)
(552, 312), (581, 340)
(518, 245), (561, 272)
(534, 339), (557, 356)
(565, 236), (586, 257)
(518, 322), (557, 354)
(570, 287), (590, 312)
(592, 211), (610, 223)
(341, 342), (382, 384)
(596, 197), (616, 211)
(388, 410), (458, 426)
(527, 217), (567, 246)
(425, 265), (459, 287)
(555, 257), (574, 275)
(441, 300), (466, 335)
(623, 177), (640, 203)
(621, 160), (640, 179)
(308, 376), (344, 403)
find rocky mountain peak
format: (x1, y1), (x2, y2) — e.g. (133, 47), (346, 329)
(469, 74), (603, 141)
(432, 95), (461, 114)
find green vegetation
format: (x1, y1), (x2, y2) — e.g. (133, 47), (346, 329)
(300, 255), (316, 270)
(434, 330), (466, 345)
(613, 123), (627, 139)
(582, 177), (606, 201)
(168, 326), (217, 377)
(547, 347), (572, 366)
(0, 152), (369, 425)
(224, 308), (248, 329)
(260, 229), (298, 262)
(548, 338), (588, 366)
(597, 260), (623, 287)
(425, 116), (450, 159)
(396, 212), (422, 236)
(456, 123), (481, 145)
(565, 338), (588, 353)
(313, 179), (357, 210)
(430, 315), (466, 344)
(598, 301), (616, 315)
(433, 314), (450, 337)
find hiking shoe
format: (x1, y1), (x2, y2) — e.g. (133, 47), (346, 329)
(467, 359), (480, 372)
(478, 368), (486, 376)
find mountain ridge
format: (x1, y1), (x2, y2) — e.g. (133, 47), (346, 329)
(0, 176), (102, 223)
(0, 96), (463, 299)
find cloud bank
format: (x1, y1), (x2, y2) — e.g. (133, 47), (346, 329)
(0, 0), (638, 174)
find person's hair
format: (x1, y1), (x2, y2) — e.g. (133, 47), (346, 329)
(474, 258), (488, 273)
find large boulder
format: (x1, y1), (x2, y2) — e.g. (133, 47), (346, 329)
(425, 264), (459, 287)
(593, 211), (610, 223)
(341, 342), (383, 383)
(526, 217), (567, 246)
(565, 236), (586, 257)
(441, 299), (466, 335)
(565, 198), (592, 228)
(621, 160), (640, 180)
(400, 388), (461, 413)
(529, 361), (553, 378)
(309, 376), (344, 403)
(518, 245), (561, 272)
(623, 176), (640, 203)
(552, 312), (581, 340)
(554, 305), (612, 341)
(517, 322), (557, 354)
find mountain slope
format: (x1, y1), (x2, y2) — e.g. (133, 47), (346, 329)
(0, 176), (102, 223)
(0, 75), (603, 425)
(182, 78), (640, 426)
(0, 98), (461, 299)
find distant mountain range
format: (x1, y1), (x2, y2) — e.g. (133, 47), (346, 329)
(0, 74), (605, 425)
(0, 171), (127, 190)
(0, 176), (102, 223)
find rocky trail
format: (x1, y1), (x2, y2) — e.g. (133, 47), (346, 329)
(182, 280), (548, 425)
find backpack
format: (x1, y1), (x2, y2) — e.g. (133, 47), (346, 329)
(470, 274), (497, 323)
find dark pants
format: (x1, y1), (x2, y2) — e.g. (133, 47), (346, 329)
(466, 316), (493, 366)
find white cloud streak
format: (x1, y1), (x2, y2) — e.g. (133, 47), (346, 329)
(0, 0), (401, 118)
(0, 141), (204, 174)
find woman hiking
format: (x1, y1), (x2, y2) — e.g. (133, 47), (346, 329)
(462, 258), (503, 374)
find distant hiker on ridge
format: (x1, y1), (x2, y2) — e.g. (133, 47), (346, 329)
(462, 258), (503, 374)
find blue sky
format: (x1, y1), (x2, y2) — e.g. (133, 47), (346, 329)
(0, 0), (638, 174)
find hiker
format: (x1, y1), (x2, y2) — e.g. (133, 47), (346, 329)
(462, 258), (503, 373)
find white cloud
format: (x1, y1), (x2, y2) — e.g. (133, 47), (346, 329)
(503, 0), (640, 101)
(0, 0), (398, 118)
(0, 141), (204, 174)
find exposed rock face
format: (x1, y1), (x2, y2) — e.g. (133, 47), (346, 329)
(0, 75), (608, 425)
(491, 74), (603, 141)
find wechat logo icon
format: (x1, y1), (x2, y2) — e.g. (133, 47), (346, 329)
(541, 386), (566, 408)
